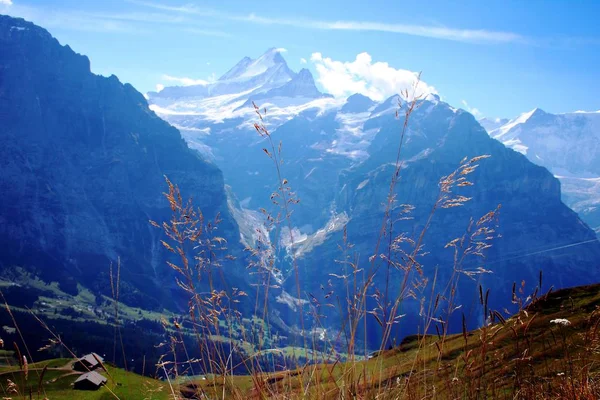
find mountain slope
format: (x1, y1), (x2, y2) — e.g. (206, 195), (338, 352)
(490, 108), (600, 233)
(186, 282), (600, 399)
(240, 68), (332, 107)
(7, 282), (600, 399)
(147, 48), (339, 133)
(478, 116), (509, 132)
(150, 48), (296, 101)
(277, 97), (600, 346)
(0, 15), (246, 310)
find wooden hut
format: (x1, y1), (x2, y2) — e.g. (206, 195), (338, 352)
(73, 353), (103, 372)
(73, 371), (107, 391)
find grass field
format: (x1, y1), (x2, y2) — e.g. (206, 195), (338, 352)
(0, 359), (170, 399)
(3, 283), (600, 399)
(180, 283), (600, 399)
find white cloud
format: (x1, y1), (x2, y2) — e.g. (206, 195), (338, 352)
(161, 74), (209, 86)
(300, 58), (307, 64)
(461, 100), (483, 117)
(134, 1), (527, 44)
(275, 47), (287, 53)
(5, 5), (147, 34)
(182, 27), (231, 37)
(127, 0), (218, 16)
(83, 11), (187, 24)
(318, 21), (523, 44)
(310, 52), (437, 101)
(4, 2), (231, 36)
(241, 13), (524, 44)
(155, 73), (216, 91)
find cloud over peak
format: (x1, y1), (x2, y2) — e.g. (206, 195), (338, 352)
(161, 74), (210, 86)
(461, 100), (483, 117)
(310, 52), (437, 101)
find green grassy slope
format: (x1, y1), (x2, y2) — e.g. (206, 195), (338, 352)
(182, 283), (600, 399)
(0, 361), (170, 400)
(4, 282), (600, 399)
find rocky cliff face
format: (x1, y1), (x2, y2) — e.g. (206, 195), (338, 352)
(280, 98), (600, 347)
(0, 15), (245, 310)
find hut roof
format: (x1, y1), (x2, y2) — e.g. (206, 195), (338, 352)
(74, 371), (107, 386)
(78, 353), (103, 366)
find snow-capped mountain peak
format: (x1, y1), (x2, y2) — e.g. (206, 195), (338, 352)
(218, 47), (294, 84)
(488, 107), (600, 233)
(341, 93), (376, 114)
(295, 68), (314, 83)
(245, 67), (328, 102)
(218, 56), (253, 81)
(520, 107), (551, 124)
(478, 117), (509, 133)
(147, 48), (342, 131)
(149, 48), (297, 103)
(488, 108), (553, 153)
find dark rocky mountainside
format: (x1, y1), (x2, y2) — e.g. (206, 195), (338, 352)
(280, 98), (600, 346)
(0, 15), (246, 310)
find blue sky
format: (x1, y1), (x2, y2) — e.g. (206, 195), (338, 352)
(2, 0), (600, 118)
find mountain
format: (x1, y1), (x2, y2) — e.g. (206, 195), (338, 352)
(6, 11), (600, 383)
(341, 93), (376, 113)
(240, 68), (332, 107)
(218, 47), (294, 85)
(280, 98), (600, 346)
(147, 48), (338, 135)
(489, 108), (600, 233)
(7, 17), (595, 354)
(149, 48), (600, 347)
(478, 117), (509, 132)
(149, 47), (297, 101)
(0, 15), (248, 311)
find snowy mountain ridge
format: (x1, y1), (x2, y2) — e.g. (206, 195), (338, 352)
(147, 48), (336, 129)
(486, 108), (600, 233)
(489, 108), (600, 176)
(148, 48), (600, 236)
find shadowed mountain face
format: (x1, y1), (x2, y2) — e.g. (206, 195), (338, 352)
(0, 15), (248, 310)
(281, 100), (600, 347)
